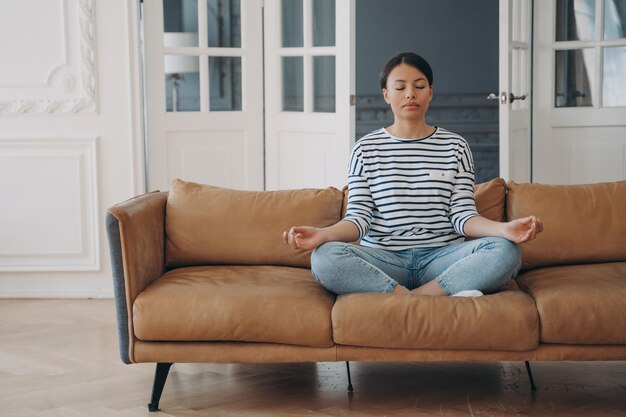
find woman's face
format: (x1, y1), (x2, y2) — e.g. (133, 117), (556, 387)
(382, 63), (433, 122)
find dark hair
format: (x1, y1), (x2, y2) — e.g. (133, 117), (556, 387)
(379, 52), (434, 90)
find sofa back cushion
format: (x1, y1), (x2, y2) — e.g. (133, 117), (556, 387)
(474, 178), (507, 222)
(165, 179), (344, 268)
(507, 180), (626, 270)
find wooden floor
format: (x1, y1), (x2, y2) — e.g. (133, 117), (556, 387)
(1, 299), (625, 416)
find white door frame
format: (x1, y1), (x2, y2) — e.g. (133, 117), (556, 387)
(499, 0), (533, 183)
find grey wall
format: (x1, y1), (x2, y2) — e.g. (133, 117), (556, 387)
(356, 0), (499, 95)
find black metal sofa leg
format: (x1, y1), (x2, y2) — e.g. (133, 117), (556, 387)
(148, 362), (173, 412)
(346, 361), (354, 392)
(525, 361), (537, 392)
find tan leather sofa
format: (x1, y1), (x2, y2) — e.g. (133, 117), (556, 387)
(106, 178), (626, 411)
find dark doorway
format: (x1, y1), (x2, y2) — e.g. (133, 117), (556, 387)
(355, 0), (499, 183)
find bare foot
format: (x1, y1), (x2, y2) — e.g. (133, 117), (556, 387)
(410, 280), (446, 296)
(391, 285), (410, 294)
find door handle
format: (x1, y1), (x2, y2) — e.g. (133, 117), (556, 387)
(509, 92), (527, 103)
(487, 92), (527, 104)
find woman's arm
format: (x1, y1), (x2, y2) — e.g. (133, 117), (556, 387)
(463, 215), (543, 244)
(283, 220), (360, 250)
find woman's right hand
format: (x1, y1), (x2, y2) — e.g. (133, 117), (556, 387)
(282, 226), (325, 251)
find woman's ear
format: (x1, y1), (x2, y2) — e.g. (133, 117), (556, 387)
(428, 86), (433, 101)
(382, 88), (390, 104)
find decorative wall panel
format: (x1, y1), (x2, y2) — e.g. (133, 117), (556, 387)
(0, 0), (98, 114)
(0, 138), (100, 271)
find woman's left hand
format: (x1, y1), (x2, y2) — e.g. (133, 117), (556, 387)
(502, 216), (544, 244)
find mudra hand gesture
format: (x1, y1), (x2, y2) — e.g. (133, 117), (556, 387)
(503, 216), (543, 244)
(282, 226), (324, 251)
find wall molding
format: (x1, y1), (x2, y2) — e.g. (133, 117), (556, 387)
(0, 137), (100, 271)
(356, 93), (498, 137)
(0, 0), (98, 115)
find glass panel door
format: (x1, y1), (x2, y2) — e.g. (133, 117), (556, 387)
(144, 0), (264, 191)
(279, 0), (336, 114)
(265, 0), (354, 189)
(533, 0), (626, 184)
(163, 0), (243, 112)
(553, 0), (626, 108)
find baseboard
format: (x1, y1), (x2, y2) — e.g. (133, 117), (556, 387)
(0, 289), (114, 299)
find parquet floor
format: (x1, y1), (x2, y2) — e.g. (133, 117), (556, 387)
(1, 299), (625, 416)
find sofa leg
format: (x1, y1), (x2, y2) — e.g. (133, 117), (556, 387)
(148, 362), (173, 412)
(345, 361), (354, 392)
(524, 361), (537, 392)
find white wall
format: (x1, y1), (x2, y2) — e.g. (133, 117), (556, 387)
(0, 0), (144, 297)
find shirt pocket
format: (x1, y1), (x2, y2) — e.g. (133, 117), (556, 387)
(425, 169), (456, 181)
(419, 170), (456, 200)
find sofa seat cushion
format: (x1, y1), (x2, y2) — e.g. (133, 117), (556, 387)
(133, 265), (335, 348)
(517, 262), (626, 344)
(331, 281), (539, 351)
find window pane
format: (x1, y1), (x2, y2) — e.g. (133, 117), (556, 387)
(603, 46), (626, 106)
(165, 55), (200, 111)
(313, 0), (335, 47)
(163, 0), (199, 46)
(209, 57), (242, 111)
(282, 0), (303, 47)
(313, 56), (335, 112)
(555, 49), (594, 107)
(555, 0), (596, 41)
(604, 0), (626, 40)
(282, 56), (303, 111)
(207, 0), (241, 47)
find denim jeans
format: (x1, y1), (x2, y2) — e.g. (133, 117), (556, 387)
(310, 237), (522, 295)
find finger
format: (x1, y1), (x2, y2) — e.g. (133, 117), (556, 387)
(529, 222), (537, 240)
(291, 228), (304, 250)
(526, 218), (536, 240)
(524, 228), (534, 242)
(288, 228), (297, 247)
(282, 230), (288, 244)
(520, 227), (533, 243)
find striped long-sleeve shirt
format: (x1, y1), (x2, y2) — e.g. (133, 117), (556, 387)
(342, 127), (480, 250)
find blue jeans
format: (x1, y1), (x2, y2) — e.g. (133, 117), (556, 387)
(310, 237), (521, 295)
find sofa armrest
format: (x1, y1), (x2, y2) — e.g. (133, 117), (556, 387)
(106, 191), (168, 364)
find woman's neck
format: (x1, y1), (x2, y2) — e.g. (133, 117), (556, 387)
(386, 120), (435, 139)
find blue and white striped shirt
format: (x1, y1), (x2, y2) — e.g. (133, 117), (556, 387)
(342, 127), (480, 250)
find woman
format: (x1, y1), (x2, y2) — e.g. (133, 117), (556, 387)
(283, 52), (543, 297)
